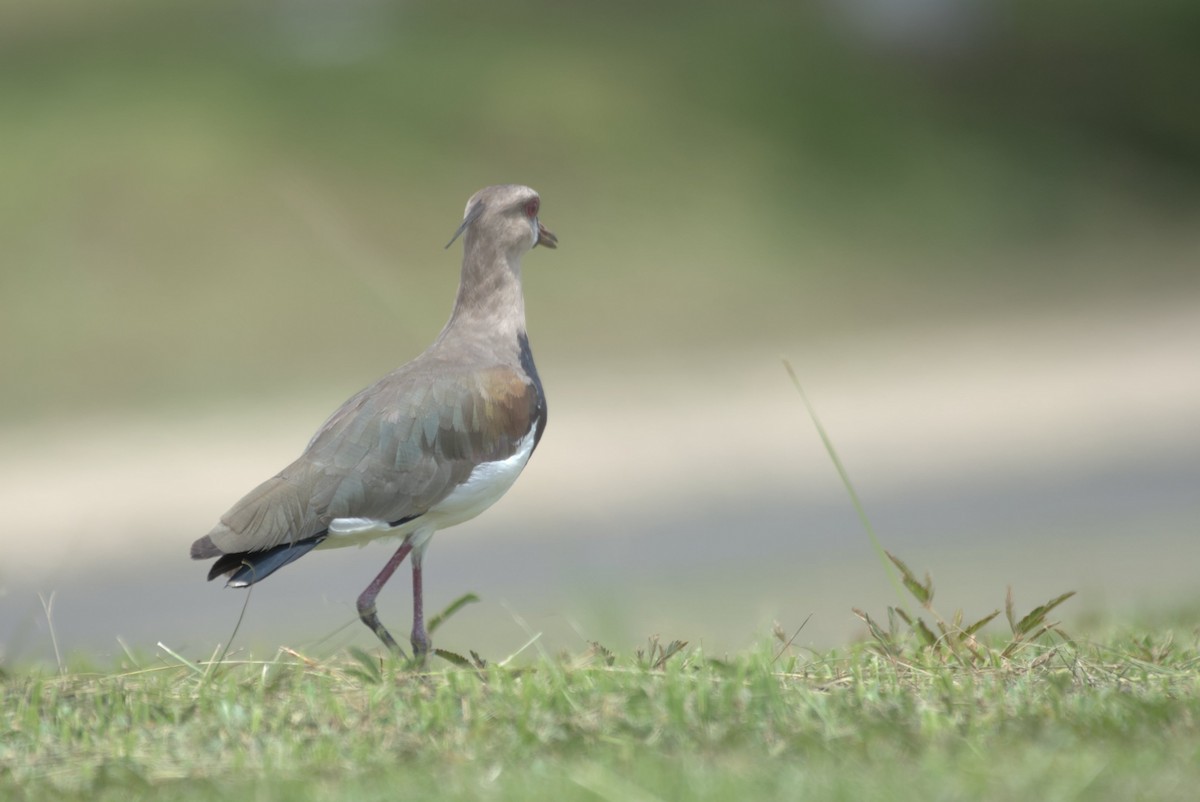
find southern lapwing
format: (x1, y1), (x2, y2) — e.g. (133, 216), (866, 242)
(191, 184), (555, 663)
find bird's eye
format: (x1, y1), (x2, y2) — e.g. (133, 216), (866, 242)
(524, 198), (539, 218)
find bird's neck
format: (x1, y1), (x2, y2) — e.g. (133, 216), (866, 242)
(440, 244), (527, 346)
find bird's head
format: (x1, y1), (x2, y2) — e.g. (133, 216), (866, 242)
(445, 184), (557, 256)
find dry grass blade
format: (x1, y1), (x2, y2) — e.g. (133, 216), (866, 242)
(37, 592), (64, 676)
(588, 641), (617, 667)
(655, 640), (688, 670)
(157, 642), (204, 676)
(279, 646), (318, 668)
(636, 636), (689, 670)
(772, 614), (812, 664)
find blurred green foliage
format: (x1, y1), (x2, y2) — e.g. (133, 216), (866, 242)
(1, 0), (1198, 421)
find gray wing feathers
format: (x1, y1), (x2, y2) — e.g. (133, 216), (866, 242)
(202, 366), (539, 556)
(207, 473), (315, 552)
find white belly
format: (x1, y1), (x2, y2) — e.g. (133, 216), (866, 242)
(321, 428), (536, 550)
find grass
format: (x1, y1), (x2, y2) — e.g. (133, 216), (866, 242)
(3, 575), (1199, 801)
(4, 341), (1197, 800)
(2, 5), (1197, 797)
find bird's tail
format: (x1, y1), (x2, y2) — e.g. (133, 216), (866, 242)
(202, 536), (327, 587)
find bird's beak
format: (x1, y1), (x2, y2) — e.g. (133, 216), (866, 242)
(535, 221), (557, 249)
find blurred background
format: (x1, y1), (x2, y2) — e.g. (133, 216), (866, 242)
(2, 0), (1198, 665)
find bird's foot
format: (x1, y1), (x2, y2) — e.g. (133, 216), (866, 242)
(357, 601), (410, 661)
(410, 627), (431, 669)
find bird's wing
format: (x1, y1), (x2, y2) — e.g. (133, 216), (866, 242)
(198, 364), (543, 556)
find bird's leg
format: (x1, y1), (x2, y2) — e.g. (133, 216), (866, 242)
(409, 549), (430, 665)
(356, 540), (414, 658)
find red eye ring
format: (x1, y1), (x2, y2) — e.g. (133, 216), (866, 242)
(524, 198), (540, 218)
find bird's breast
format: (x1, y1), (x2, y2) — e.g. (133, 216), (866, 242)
(425, 425), (537, 527)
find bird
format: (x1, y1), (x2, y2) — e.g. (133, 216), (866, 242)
(190, 184), (556, 664)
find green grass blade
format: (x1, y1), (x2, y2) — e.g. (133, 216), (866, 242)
(428, 592), (481, 635)
(346, 647), (383, 683)
(1005, 586), (1017, 632)
(433, 648), (474, 668)
(963, 610), (1001, 637)
(887, 551), (934, 607)
(782, 359), (905, 600)
(854, 608), (898, 655)
(1014, 591), (1078, 637)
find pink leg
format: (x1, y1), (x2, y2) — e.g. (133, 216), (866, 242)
(410, 549), (430, 663)
(356, 540), (414, 657)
